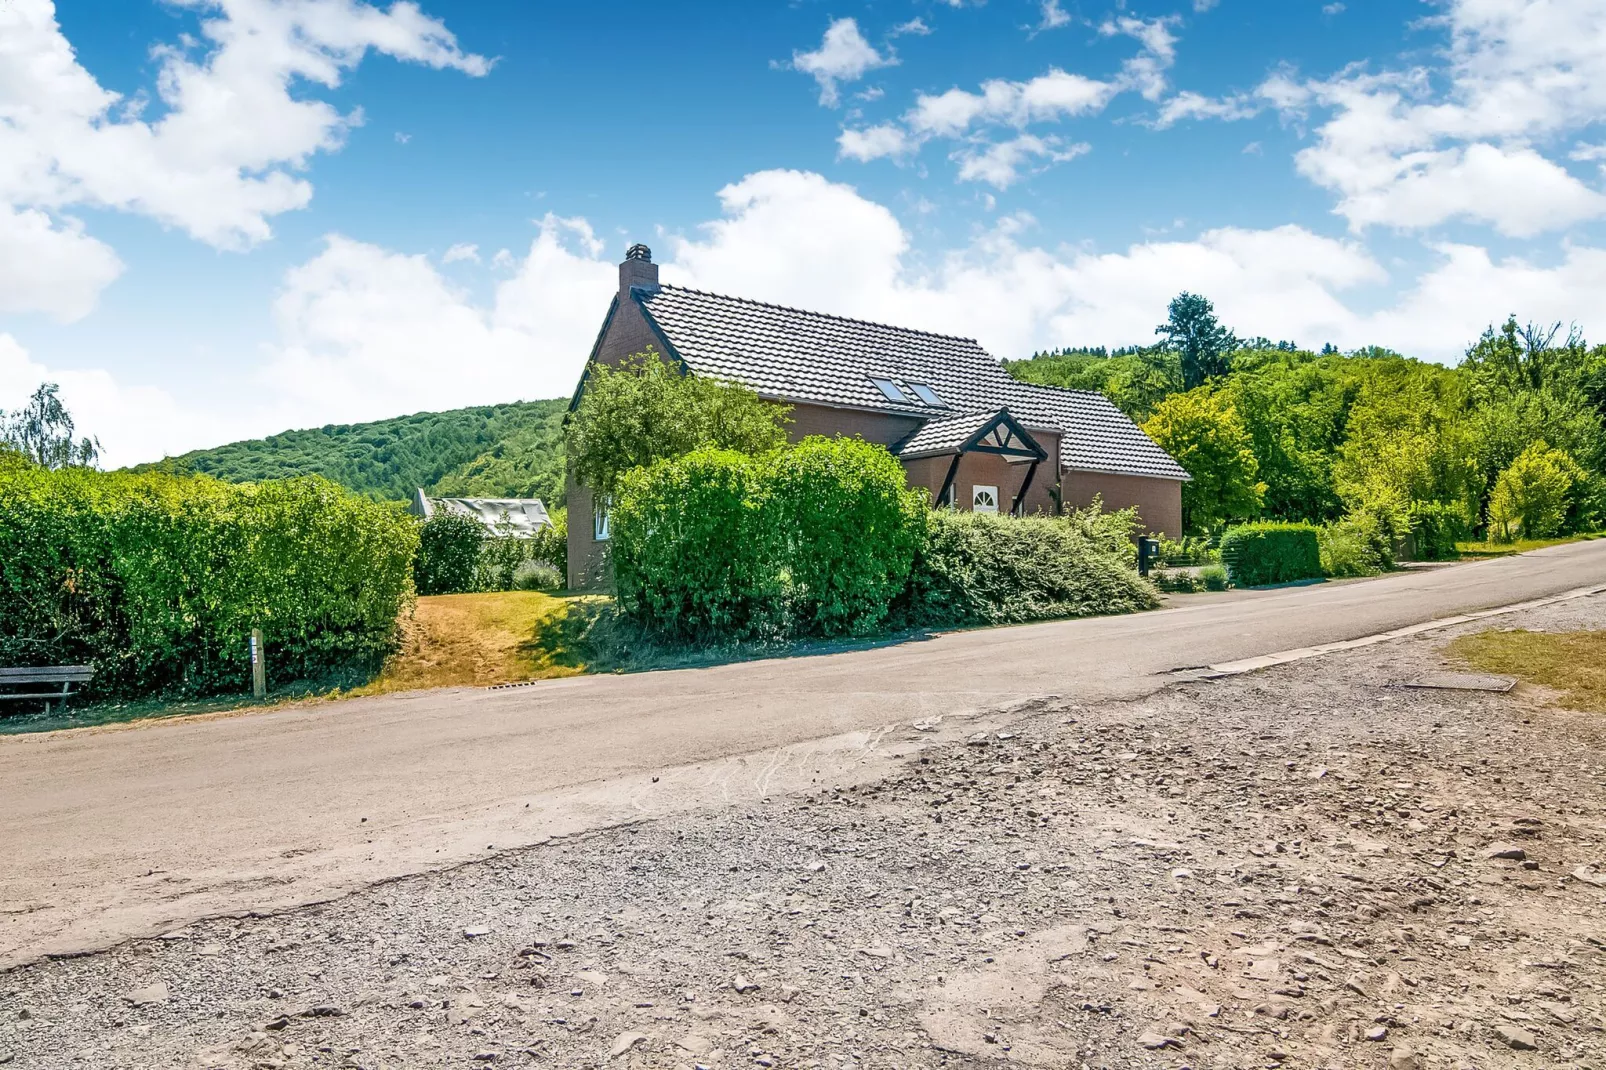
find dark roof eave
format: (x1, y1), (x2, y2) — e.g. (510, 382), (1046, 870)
(1063, 462), (1192, 482)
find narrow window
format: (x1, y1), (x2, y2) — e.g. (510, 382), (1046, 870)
(972, 485), (999, 513)
(593, 497), (612, 541)
(868, 376), (907, 403)
(907, 382), (945, 407)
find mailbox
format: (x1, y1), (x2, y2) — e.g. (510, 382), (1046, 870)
(1137, 536), (1161, 577)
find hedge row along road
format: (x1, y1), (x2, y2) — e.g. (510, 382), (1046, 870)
(4, 538), (1606, 969)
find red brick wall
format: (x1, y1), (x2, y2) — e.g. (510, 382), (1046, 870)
(786, 402), (921, 447)
(1062, 470), (1184, 537)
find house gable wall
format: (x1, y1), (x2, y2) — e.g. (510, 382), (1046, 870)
(1062, 469), (1183, 537)
(566, 297), (669, 589)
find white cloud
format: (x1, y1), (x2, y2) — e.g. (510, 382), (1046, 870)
(842, 18), (1175, 184)
(891, 18), (931, 37)
(790, 18), (894, 107)
(1099, 15), (1180, 101)
(1316, 142), (1606, 238)
(0, 205), (123, 321)
(262, 216), (611, 425)
(1154, 90), (1260, 128)
(1272, 0), (1606, 235)
(954, 136), (1090, 189)
(0, 0), (487, 318)
(1037, 0), (1071, 32)
(1322, 3), (1346, 14)
(838, 124), (917, 163)
(909, 70), (1117, 138)
(441, 242), (480, 264)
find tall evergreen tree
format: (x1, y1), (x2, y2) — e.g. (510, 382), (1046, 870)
(1157, 292), (1239, 390)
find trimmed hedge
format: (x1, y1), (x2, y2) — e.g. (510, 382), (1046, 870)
(770, 437), (927, 637)
(0, 467), (417, 698)
(896, 510), (1159, 627)
(415, 512), (484, 594)
(611, 448), (785, 642)
(612, 438), (928, 641)
(1219, 522), (1323, 587)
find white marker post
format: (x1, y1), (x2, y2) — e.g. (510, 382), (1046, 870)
(250, 628), (266, 700)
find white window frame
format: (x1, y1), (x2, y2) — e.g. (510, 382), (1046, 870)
(593, 496), (612, 541)
(972, 485), (999, 514)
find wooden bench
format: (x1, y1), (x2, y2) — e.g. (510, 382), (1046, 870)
(0, 666), (95, 715)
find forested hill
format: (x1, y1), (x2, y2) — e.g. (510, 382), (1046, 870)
(147, 399), (568, 506)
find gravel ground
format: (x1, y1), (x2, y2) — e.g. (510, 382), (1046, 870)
(3, 597), (1605, 1070)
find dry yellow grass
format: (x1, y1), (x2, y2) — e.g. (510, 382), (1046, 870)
(354, 591), (590, 695)
(1449, 629), (1606, 713)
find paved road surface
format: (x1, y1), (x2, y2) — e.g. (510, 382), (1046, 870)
(4, 540), (1605, 968)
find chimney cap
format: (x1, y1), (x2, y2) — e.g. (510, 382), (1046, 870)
(625, 243), (653, 263)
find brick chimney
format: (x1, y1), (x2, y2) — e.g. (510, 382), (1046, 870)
(619, 243), (659, 296)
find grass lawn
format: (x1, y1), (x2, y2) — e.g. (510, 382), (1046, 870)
(1450, 628), (1606, 714)
(351, 591), (595, 696)
(1454, 532), (1604, 558)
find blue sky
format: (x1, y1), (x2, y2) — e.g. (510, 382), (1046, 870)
(3, 0), (1605, 464)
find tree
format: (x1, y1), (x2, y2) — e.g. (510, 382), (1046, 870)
(567, 347), (792, 498)
(1487, 441), (1586, 542)
(0, 383), (99, 469)
(1156, 292), (1239, 390)
(1142, 387), (1265, 530)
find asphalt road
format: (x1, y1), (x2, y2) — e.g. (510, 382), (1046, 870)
(4, 539), (1605, 969)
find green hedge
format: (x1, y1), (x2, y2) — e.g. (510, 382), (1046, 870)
(770, 437), (927, 636)
(612, 448), (785, 641)
(0, 467), (417, 698)
(896, 510), (1158, 627)
(415, 512), (484, 594)
(1219, 522), (1323, 587)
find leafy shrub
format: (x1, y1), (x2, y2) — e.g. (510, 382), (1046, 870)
(1488, 441), (1586, 542)
(1199, 563), (1229, 590)
(530, 507), (567, 577)
(414, 512), (484, 595)
(1410, 501), (1467, 561)
(611, 448), (785, 642)
(896, 511), (1159, 628)
(513, 560), (564, 591)
(1157, 534), (1218, 567)
(769, 437), (927, 637)
(1219, 522), (1323, 587)
(0, 468), (416, 699)
(1317, 495), (1407, 578)
(1062, 497), (1145, 560)
(1318, 521), (1381, 578)
(1151, 568), (1202, 593)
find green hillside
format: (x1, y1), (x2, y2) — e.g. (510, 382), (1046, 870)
(150, 399), (568, 505)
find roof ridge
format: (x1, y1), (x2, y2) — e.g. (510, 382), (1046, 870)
(647, 283), (982, 347)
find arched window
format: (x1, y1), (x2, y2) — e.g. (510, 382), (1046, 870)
(972, 485), (998, 513)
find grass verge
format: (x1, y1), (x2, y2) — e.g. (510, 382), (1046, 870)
(351, 591), (590, 696)
(1454, 532), (1604, 558)
(1449, 628), (1606, 713)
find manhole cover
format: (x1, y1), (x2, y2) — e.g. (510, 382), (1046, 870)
(1401, 673), (1517, 693)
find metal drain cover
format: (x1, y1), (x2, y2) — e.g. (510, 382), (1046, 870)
(1401, 673), (1517, 693)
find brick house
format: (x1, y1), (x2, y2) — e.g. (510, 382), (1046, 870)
(567, 245), (1189, 589)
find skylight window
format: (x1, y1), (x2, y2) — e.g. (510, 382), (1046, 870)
(869, 376), (907, 403)
(907, 382), (945, 407)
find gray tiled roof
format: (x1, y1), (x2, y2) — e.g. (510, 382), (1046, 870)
(1011, 386), (1192, 481)
(894, 410), (1007, 458)
(634, 285), (1188, 481)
